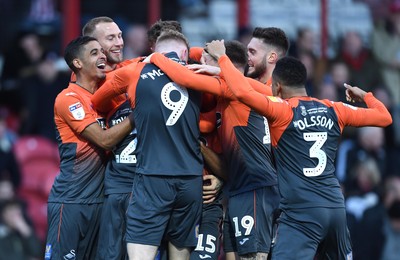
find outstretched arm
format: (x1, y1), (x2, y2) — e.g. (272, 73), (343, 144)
(149, 52), (226, 96)
(206, 40), (290, 122)
(336, 83), (392, 128)
(91, 62), (143, 114)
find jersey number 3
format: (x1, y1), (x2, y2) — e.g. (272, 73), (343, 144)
(303, 132), (327, 177)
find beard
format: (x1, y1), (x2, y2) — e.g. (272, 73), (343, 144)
(246, 57), (267, 79)
(106, 52), (123, 65)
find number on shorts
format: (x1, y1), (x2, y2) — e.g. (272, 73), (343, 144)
(195, 234), (216, 253)
(161, 82), (188, 126)
(303, 132), (327, 177)
(233, 215), (254, 237)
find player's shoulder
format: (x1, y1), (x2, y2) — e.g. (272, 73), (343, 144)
(313, 97), (335, 107)
(55, 84), (85, 106)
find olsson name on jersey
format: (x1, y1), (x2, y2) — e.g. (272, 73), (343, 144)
(140, 69), (165, 80)
(293, 115), (334, 130)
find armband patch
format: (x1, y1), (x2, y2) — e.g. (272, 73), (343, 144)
(69, 102), (85, 120)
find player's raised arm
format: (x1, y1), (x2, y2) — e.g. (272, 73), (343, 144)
(334, 83), (392, 128)
(149, 52), (225, 96)
(91, 62), (143, 112)
(206, 40), (289, 122)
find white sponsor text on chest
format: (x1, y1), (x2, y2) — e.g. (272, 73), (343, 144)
(140, 69), (164, 80)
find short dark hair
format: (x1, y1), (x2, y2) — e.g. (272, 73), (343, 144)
(147, 20), (182, 47)
(272, 56), (307, 88)
(252, 27), (289, 57)
(82, 16), (115, 36)
(64, 36), (98, 73)
(156, 29), (189, 51)
(225, 40), (248, 69)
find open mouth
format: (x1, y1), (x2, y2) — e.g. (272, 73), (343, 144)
(97, 62), (106, 69)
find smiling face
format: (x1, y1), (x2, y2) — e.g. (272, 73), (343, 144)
(80, 40), (107, 81)
(246, 37), (269, 80)
(92, 22), (123, 68)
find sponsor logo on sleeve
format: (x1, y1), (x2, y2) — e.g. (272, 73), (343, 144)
(343, 103), (358, 110)
(267, 96), (283, 103)
(69, 102), (85, 120)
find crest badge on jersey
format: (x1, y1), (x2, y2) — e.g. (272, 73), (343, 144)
(69, 102), (85, 120)
(300, 106), (307, 116)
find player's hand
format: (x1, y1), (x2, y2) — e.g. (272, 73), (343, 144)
(205, 40), (226, 60)
(202, 174), (223, 204)
(344, 83), (366, 103)
(186, 64), (221, 75)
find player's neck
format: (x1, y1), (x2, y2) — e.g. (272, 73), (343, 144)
(75, 77), (99, 94)
(106, 63), (117, 71)
(258, 73), (270, 85)
(283, 89), (308, 99)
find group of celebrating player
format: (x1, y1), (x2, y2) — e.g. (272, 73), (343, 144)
(44, 16), (392, 260)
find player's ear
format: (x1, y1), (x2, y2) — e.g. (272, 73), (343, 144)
(275, 82), (283, 97)
(267, 51), (277, 63)
(180, 49), (188, 62)
(73, 58), (82, 69)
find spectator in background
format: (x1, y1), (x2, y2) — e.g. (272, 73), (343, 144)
(371, 0), (400, 105)
(344, 158), (382, 258)
(0, 108), (20, 190)
(0, 178), (42, 260)
(356, 175), (400, 260)
(1, 30), (47, 90)
(335, 30), (383, 93)
(288, 27), (317, 59)
(324, 60), (351, 103)
(18, 54), (69, 142)
(178, 0), (208, 17)
(345, 158), (381, 220)
(373, 87), (400, 174)
(344, 127), (387, 190)
(317, 80), (338, 100)
(298, 51), (317, 96)
(359, 0), (394, 25)
(0, 198), (42, 260)
(123, 23), (150, 60)
(20, 0), (61, 54)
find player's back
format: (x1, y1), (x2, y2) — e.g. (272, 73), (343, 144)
(129, 53), (203, 176)
(217, 98), (277, 196)
(274, 97), (344, 210)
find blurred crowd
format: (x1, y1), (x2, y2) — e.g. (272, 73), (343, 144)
(0, 0), (399, 259)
